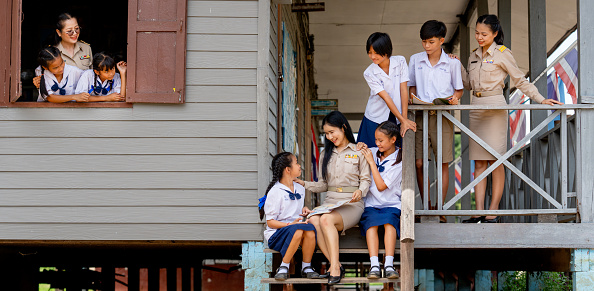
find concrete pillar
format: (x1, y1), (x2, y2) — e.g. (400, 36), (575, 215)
(242, 241), (272, 291)
(459, 18), (472, 221)
(475, 270), (492, 291)
(498, 0), (512, 220)
(477, 0), (489, 16)
(572, 249), (594, 290)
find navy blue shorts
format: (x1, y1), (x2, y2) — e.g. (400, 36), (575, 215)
(268, 223), (316, 257)
(358, 207), (401, 238)
(356, 113), (400, 148)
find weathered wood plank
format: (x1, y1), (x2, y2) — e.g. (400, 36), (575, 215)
(409, 105), (594, 110)
(187, 17), (257, 34)
(186, 52), (257, 69)
(0, 189), (256, 206)
(186, 69), (256, 85)
(0, 121), (257, 137)
(261, 278), (399, 284)
(187, 34), (257, 52)
(0, 223), (264, 241)
(0, 207), (259, 224)
(0, 138), (257, 154)
(187, 1), (258, 18)
(415, 223), (594, 248)
(185, 85), (256, 103)
(0, 103), (256, 121)
(0, 154), (257, 172)
(0, 172), (257, 189)
(415, 209), (576, 216)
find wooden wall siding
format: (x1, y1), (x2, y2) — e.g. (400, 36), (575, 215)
(268, 3), (279, 158)
(0, 0), (265, 241)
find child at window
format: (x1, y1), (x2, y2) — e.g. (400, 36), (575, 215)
(358, 32), (416, 148)
(36, 46), (89, 103)
(357, 121), (403, 279)
(259, 152), (319, 281)
(75, 52), (127, 102)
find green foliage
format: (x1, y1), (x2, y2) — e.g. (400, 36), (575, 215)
(498, 271), (572, 291)
(500, 271), (526, 291)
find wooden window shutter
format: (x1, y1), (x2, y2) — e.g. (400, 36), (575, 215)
(9, 0), (22, 102)
(0, 0), (12, 102)
(127, 0), (187, 103)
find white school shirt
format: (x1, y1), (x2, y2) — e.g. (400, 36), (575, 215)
(363, 56), (409, 124)
(364, 147), (403, 209)
(408, 49), (464, 102)
(263, 182), (306, 242)
(75, 69), (122, 96)
(35, 64), (83, 102)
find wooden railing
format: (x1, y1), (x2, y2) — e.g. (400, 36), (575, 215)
(405, 104), (593, 218)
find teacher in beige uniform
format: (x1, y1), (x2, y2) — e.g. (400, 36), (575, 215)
(295, 111), (371, 284)
(461, 15), (561, 223)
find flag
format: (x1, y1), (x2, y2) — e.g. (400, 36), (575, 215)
(509, 90), (528, 146)
(454, 160), (461, 195)
(554, 48), (578, 104)
(311, 124), (319, 182)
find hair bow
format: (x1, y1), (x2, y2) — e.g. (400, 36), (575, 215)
(376, 159), (389, 173)
(50, 77), (69, 95)
(283, 189), (302, 200)
(258, 195), (267, 210)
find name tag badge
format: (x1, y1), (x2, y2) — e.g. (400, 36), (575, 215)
(80, 55), (91, 60)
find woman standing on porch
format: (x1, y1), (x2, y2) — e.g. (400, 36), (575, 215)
(460, 14), (561, 223)
(295, 111), (371, 284)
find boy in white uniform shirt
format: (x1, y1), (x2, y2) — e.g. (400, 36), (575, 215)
(408, 20), (463, 215)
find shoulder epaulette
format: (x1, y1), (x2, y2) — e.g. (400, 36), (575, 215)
(79, 40), (90, 46)
(472, 48), (478, 52)
(498, 45), (507, 52)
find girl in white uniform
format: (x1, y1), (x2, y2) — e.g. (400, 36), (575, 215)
(357, 121), (403, 279)
(75, 52), (127, 102)
(37, 46), (88, 103)
(259, 152), (319, 281)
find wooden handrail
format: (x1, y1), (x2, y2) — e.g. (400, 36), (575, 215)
(409, 104), (594, 110)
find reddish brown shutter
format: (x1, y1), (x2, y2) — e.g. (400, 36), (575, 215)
(127, 0), (187, 103)
(0, 0), (11, 102)
(9, 0), (22, 102)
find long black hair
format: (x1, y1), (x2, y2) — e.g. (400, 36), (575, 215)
(37, 46), (62, 100)
(259, 152), (295, 220)
(321, 111), (356, 180)
(477, 14), (505, 46)
(55, 13), (77, 45)
(375, 121), (402, 165)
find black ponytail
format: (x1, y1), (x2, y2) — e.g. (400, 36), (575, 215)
(477, 14), (505, 46)
(321, 111), (356, 180)
(259, 152), (294, 220)
(92, 52), (116, 91)
(37, 46), (62, 100)
(55, 13), (76, 45)
(375, 121), (402, 165)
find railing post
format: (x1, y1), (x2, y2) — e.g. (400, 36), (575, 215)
(400, 111), (416, 291)
(437, 110), (443, 210)
(423, 109), (429, 210)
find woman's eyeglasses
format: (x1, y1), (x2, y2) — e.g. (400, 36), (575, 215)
(64, 27), (81, 36)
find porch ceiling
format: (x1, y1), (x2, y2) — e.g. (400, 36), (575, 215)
(309, 0), (577, 115)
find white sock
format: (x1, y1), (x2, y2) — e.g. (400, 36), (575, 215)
(370, 256), (379, 267)
(385, 256), (394, 267)
(302, 261), (313, 273)
(278, 262), (290, 273)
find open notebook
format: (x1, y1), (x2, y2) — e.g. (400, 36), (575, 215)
(411, 93), (452, 105)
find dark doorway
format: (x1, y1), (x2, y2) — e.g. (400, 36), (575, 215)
(20, 0), (128, 102)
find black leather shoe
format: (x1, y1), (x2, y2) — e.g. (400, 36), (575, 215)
(462, 216), (485, 223)
(384, 265), (398, 279)
(340, 265), (345, 278)
(301, 266), (320, 279)
(274, 266), (289, 281)
(367, 265), (381, 279)
(318, 272), (329, 279)
(327, 275), (341, 284)
(483, 216), (500, 223)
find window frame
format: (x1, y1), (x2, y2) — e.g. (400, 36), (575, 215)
(0, 0), (187, 107)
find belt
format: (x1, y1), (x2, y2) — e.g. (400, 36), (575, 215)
(327, 186), (359, 193)
(473, 89), (503, 97)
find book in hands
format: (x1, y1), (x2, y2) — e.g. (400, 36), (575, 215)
(307, 199), (351, 218)
(411, 92), (452, 105)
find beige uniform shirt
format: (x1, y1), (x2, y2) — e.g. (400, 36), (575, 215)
(57, 41), (93, 70)
(462, 43), (545, 103)
(304, 143), (371, 196)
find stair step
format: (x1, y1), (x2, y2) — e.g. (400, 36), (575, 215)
(261, 277), (399, 284)
(264, 248), (399, 254)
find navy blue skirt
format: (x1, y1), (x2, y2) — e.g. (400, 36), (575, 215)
(359, 207), (401, 237)
(356, 113), (401, 148)
(268, 223), (316, 257)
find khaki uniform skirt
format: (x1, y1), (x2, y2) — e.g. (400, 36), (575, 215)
(469, 94), (508, 160)
(321, 191), (365, 231)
